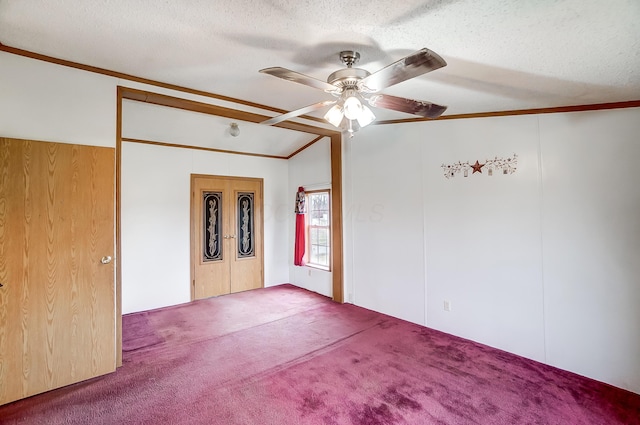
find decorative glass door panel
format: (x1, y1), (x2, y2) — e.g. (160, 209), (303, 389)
(236, 192), (255, 258)
(203, 192), (222, 262)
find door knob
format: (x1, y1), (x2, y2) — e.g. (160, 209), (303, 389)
(100, 256), (113, 264)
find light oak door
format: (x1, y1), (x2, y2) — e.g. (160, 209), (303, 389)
(0, 138), (115, 406)
(191, 175), (263, 300)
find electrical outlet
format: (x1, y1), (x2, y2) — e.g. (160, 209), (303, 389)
(444, 300), (451, 312)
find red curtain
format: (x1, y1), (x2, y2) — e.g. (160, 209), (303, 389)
(294, 187), (306, 266)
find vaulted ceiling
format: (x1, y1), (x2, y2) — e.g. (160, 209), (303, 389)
(1, 0), (639, 155)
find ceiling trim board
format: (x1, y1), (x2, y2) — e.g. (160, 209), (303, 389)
(286, 136), (325, 160)
(120, 87), (341, 137)
(3, 43), (639, 130)
(374, 100), (640, 125)
(0, 43), (326, 125)
(122, 137), (288, 160)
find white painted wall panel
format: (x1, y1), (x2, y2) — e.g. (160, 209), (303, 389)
(0, 51), (116, 147)
(349, 125), (426, 325)
(121, 142), (193, 313)
(421, 116), (545, 362)
(288, 138), (333, 297)
(540, 108), (640, 392)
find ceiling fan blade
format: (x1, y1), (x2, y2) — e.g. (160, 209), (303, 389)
(259, 67), (339, 93)
(261, 100), (336, 125)
(367, 94), (447, 118)
(360, 48), (447, 93)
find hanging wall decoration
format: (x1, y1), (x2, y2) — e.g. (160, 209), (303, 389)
(294, 187), (306, 266)
(441, 154), (518, 179)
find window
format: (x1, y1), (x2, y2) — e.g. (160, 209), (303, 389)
(307, 190), (331, 269)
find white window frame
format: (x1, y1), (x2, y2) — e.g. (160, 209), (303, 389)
(306, 189), (331, 271)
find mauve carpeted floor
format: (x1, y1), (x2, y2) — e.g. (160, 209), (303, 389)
(1, 284), (639, 424)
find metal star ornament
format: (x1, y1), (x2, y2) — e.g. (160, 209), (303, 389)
(471, 160), (485, 174)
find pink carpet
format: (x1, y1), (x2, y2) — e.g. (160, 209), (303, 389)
(1, 284), (638, 424)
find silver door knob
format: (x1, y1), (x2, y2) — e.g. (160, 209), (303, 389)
(100, 256), (112, 264)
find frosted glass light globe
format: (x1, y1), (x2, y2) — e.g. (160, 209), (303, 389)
(324, 105), (344, 127)
(343, 96), (362, 120)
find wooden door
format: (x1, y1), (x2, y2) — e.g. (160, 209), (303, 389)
(191, 175), (263, 300)
(191, 176), (231, 299)
(229, 178), (263, 293)
(0, 138), (116, 406)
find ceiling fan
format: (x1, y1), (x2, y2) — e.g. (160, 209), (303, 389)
(259, 48), (448, 135)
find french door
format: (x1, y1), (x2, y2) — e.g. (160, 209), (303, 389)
(191, 175), (263, 299)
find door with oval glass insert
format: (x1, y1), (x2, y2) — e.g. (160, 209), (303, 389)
(191, 175), (263, 300)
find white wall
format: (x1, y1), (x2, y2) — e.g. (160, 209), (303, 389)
(287, 138), (333, 297)
(347, 126), (426, 324)
(121, 136), (290, 315)
(423, 115), (545, 361)
(0, 51), (117, 147)
(120, 142), (192, 313)
(345, 108), (640, 393)
(539, 110), (640, 393)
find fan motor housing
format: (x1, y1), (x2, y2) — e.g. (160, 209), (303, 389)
(327, 68), (371, 89)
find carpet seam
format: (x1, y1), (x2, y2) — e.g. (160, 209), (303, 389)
(122, 301), (355, 358)
(217, 319), (384, 389)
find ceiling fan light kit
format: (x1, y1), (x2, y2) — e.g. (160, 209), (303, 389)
(343, 93), (362, 120)
(259, 48), (448, 136)
(323, 104), (344, 127)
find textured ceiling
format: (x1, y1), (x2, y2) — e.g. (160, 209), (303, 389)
(1, 0), (639, 146)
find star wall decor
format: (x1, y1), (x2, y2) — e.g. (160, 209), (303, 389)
(441, 154), (518, 179)
(471, 160), (485, 174)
